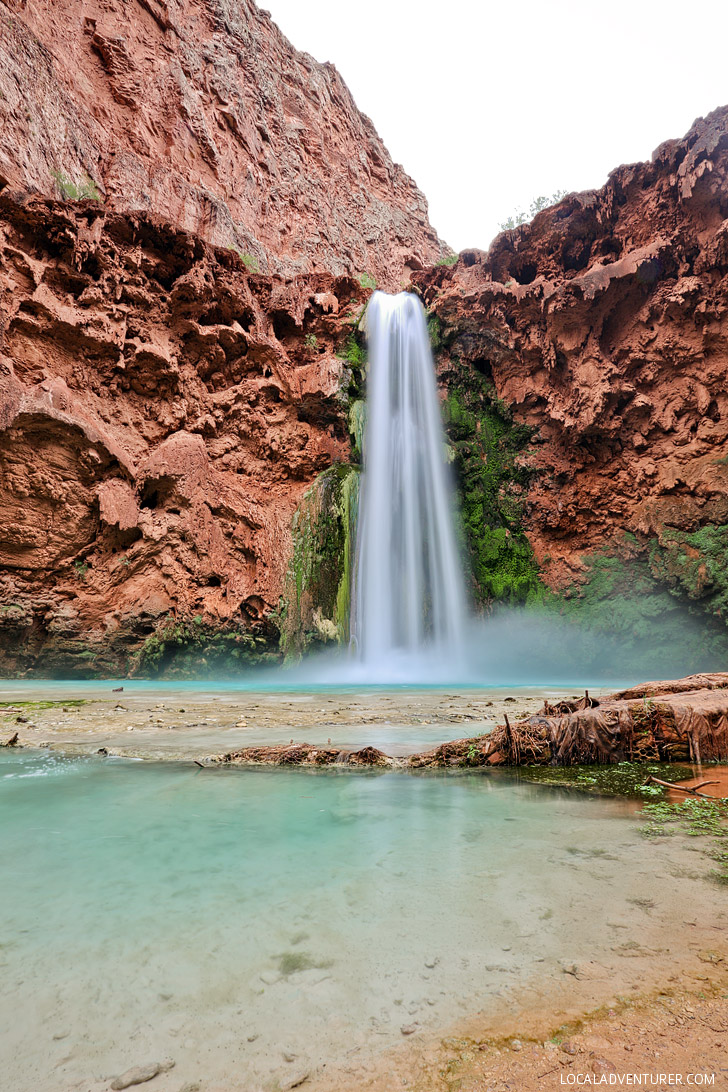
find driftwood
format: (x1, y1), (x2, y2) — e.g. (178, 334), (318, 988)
(194, 676), (728, 772)
(643, 776), (720, 797)
(1, 732), (19, 747)
(411, 674), (728, 769)
(209, 743), (392, 768)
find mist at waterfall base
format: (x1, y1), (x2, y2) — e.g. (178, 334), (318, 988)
(277, 604), (723, 688)
(274, 291), (722, 690)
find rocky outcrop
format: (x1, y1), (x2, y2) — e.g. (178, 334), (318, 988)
(0, 191), (366, 674)
(415, 106), (728, 636)
(0, 0), (445, 287)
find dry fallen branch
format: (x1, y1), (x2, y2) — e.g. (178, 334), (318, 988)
(642, 776), (722, 798)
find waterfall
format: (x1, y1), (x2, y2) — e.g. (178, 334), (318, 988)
(353, 291), (468, 678)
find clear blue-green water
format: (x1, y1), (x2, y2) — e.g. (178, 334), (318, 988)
(0, 751), (720, 1092)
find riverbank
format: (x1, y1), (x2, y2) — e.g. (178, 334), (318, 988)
(0, 682), (580, 762)
(318, 969), (728, 1092)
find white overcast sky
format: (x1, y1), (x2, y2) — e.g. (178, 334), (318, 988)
(262, 0), (728, 252)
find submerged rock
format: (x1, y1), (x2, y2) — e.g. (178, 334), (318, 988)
(110, 1058), (175, 1089)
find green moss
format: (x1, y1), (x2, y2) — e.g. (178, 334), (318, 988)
(0, 700), (87, 710)
(648, 524), (728, 622)
(358, 272), (376, 290)
(280, 465), (360, 659)
(518, 762), (693, 797)
(337, 332), (366, 370)
(436, 253), (459, 267)
(50, 170), (102, 202)
(427, 313), (443, 352)
(134, 617), (276, 678)
(534, 544), (728, 674)
(441, 369), (542, 605)
(639, 797), (728, 885)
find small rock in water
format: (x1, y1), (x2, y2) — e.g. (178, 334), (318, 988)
(247, 1033), (259, 1042)
(510, 1039), (522, 1052)
(110, 1059), (175, 1089)
(282, 1051), (297, 1062)
(424, 956), (439, 969)
(259, 970), (279, 985)
(400, 1024), (418, 1036)
(279, 1069), (310, 1091)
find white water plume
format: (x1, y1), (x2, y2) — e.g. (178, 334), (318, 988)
(352, 291), (468, 678)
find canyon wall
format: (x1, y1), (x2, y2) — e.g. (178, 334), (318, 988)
(415, 105), (728, 661)
(1, 0), (727, 679)
(0, 0), (445, 287)
(0, 192), (364, 674)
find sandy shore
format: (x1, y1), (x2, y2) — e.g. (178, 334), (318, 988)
(0, 683), (584, 761)
(317, 965), (728, 1092)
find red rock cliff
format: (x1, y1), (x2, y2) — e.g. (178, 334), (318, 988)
(0, 192), (365, 673)
(0, 0), (445, 287)
(415, 106), (728, 615)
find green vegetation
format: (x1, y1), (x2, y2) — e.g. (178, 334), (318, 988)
(358, 272), (377, 290)
(73, 559), (89, 581)
(436, 253), (459, 267)
(442, 361), (542, 605)
(280, 465), (360, 659)
(337, 332), (366, 370)
(498, 190), (567, 231)
(50, 170), (102, 202)
(519, 762), (693, 797)
(240, 252), (260, 273)
(533, 545), (728, 673)
(348, 399), (366, 462)
(135, 616), (277, 677)
(0, 700), (87, 712)
(648, 524), (728, 622)
(640, 797), (728, 885)
(427, 313), (443, 352)
(304, 333), (318, 349)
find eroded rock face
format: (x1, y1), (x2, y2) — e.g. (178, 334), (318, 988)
(415, 106), (728, 601)
(0, 193), (365, 673)
(0, 0), (445, 287)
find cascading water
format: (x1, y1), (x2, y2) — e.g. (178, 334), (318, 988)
(353, 291), (468, 679)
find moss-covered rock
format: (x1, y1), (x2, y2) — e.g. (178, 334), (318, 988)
(530, 543), (728, 676)
(280, 464), (360, 659)
(648, 524), (728, 622)
(132, 616), (279, 678)
(440, 355), (543, 606)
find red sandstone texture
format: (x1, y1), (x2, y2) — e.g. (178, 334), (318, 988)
(0, 0), (445, 287)
(415, 106), (728, 590)
(0, 192), (364, 673)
